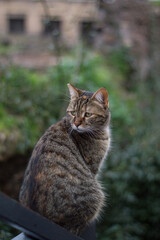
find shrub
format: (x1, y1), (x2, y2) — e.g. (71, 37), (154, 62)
(0, 52), (131, 153)
(0, 49), (159, 240)
(97, 78), (160, 240)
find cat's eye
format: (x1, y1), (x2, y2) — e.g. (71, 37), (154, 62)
(70, 111), (76, 116)
(85, 112), (92, 117)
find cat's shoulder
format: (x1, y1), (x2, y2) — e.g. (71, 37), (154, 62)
(41, 118), (66, 137)
(34, 118), (70, 150)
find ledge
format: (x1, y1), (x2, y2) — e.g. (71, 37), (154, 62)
(0, 192), (96, 240)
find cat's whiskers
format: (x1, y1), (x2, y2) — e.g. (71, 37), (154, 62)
(88, 130), (96, 138)
(68, 126), (74, 136)
(84, 128), (97, 139)
(86, 127), (106, 139)
(57, 98), (70, 103)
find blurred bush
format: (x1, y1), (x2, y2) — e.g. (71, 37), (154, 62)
(96, 51), (160, 239)
(0, 65), (65, 154)
(0, 222), (20, 240)
(0, 51), (130, 155)
(0, 48), (159, 240)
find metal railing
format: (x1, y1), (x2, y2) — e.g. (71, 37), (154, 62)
(0, 192), (96, 240)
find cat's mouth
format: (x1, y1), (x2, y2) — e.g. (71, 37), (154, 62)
(72, 125), (86, 133)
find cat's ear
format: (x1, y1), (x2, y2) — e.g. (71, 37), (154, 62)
(67, 83), (83, 98)
(91, 88), (109, 106)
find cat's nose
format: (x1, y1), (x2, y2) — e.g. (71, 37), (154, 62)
(74, 119), (82, 127)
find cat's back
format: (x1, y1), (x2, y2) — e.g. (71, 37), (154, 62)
(33, 117), (88, 171)
(19, 118), (92, 208)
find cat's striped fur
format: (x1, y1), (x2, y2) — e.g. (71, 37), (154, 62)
(19, 84), (111, 236)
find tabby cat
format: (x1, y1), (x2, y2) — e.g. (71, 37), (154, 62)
(19, 84), (111, 236)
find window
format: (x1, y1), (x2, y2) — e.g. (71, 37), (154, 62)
(43, 19), (61, 38)
(8, 16), (25, 34)
(80, 21), (96, 45)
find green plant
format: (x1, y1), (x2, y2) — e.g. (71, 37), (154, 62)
(97, 75), (160, 240)
(0, 48), (159, 240)
(0, 222), (19, 240)
(107, 47), (134, 77)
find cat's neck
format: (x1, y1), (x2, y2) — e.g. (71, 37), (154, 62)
(65, 118), (110, 176)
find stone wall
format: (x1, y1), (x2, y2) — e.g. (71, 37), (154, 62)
(0, 0), (99, 47)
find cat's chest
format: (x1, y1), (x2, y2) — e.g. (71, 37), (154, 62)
(79, 128), (110, 164)
(89, 127), (110, 152)
(79, 137), (109, 175)
(89, 138), (109, 159)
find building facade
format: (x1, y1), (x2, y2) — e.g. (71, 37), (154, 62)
(0, 0), (99, 46)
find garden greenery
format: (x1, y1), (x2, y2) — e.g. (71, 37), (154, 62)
(0, 49), (159, 240)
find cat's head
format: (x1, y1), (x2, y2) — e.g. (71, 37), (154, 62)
(67, 84), (110, 134)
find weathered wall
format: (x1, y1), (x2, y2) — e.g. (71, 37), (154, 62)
(0, 0), (99, 46)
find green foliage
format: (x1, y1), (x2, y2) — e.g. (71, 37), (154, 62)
(0, 48), (159, 240)
(0, 106), (17, 132)
(97, 78), (160, 239)
(150, 1), (160, 6)
(1, 51), (131, 151)
(0, 66), (57, 152)
(0, 44), (16, 56)
(0, 222), (19, 240)
(107, 46), (134, 77)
